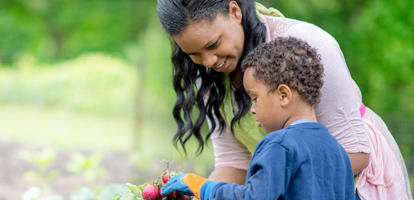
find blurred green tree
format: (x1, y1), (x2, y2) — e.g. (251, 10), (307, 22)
(265, 0), (414, 116)
(0, 0), (154, 63)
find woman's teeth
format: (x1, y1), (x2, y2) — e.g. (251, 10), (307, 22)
(216, 60), (225, 69)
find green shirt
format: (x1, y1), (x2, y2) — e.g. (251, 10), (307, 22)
(221, 74), (266, 153)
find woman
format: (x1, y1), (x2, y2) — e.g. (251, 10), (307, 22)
(156, 0), (412, 199)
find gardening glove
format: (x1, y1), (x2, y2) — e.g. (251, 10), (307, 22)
(161, 173), (218, 200)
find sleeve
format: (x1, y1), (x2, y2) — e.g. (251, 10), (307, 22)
(207, 143), (291, 199)
(285, 23), (370, 154)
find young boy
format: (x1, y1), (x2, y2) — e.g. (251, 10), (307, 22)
(161, 37), (355, 199)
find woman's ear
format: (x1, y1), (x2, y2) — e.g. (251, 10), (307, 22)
(228, 1), (242, 22)
(277, 84), (292, 107)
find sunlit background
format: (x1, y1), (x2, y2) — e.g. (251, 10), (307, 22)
(0, 0), (413, 199)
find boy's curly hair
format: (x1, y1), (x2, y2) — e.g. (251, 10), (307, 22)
(241, 37), (324, 106)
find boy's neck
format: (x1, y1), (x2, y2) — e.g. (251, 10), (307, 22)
(285, 112), (317, 127)
(284, 96), (317, 128)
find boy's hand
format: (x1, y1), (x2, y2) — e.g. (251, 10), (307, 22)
(161, 173), (216, 200)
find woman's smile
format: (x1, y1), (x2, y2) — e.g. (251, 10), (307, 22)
(214, 58), (228, 71)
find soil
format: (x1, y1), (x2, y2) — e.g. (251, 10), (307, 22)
(0, 139), (145, 200)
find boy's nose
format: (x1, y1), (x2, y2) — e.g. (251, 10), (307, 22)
(250, 106), (256, 114)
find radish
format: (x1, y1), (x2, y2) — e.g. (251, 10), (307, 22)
(159, 187), (165, 198)
(181, 195), (191, 200)
(162, 172), (170, 183)
(164, 189), (176, 199)
(142, 184), (159, 200)
(175, 192), (184, 199)
(175, 191), (192, 200)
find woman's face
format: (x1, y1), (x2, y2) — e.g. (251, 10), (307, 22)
(172, 2), (244, 73)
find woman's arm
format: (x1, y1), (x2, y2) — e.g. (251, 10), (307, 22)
(284, 20), (371, 174)
(207, 123), (252, 184)
(348, 152), (370, 175)
(208, 166), (247, 184)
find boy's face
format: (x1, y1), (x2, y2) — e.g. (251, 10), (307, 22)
(243, 68), (287, 134)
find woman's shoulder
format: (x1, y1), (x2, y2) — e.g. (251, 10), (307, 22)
(261, 15), (327, 40)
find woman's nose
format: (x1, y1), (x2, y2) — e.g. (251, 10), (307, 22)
(202, 53), (218, 68)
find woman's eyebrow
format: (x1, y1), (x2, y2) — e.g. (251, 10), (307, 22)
(186, 37), (220, 55)
(202, 40), (215, 49)
(184, 40), (213, 55)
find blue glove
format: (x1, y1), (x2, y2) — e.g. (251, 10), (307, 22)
(161, 174), (195, 196)
(161, 173), (218, 200)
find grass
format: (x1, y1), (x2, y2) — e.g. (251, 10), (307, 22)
(0, 51), (215, 177)
(0, 104), (134, 151)
(0, 104), (215, 176)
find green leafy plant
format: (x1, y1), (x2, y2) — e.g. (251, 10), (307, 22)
(19, 148), (60, 195)
(66, 184), (129, 200)
(66, 152), (108, 188)
(112, 169), (190, 200)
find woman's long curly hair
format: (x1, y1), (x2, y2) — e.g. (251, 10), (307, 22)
(157, 0), (266, 154)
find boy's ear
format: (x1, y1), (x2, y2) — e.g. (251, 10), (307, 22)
(277, 84), (292, 107)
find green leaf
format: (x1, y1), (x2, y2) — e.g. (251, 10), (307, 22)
(23, 170), (41, 181)
(125, 183), (144, 199)
(18, 148), (57, 169)
(69, 187), (96, 200)
(97, 184), (128, 200)
(118, 191), (135, 200)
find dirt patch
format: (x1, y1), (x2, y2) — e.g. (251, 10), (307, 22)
(0, 139), (143, 200)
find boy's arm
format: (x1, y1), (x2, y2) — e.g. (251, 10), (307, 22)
(162, 143), (290, 200)
(208, 143), (289, 199)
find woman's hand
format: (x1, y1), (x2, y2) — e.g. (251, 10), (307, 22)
(348, 152), (370, 175)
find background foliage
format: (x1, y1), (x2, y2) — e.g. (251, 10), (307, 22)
(1, 0), (413, 116)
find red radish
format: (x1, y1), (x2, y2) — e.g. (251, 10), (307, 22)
(142, 184), (159, 200)
(176, 192), (191, 200)
(167, 190), (178, 199)
(162, 173), (170, 183)
(175, 192), (184, 199)
(181, 195), (191, 200)
(159, 186), (166, 198)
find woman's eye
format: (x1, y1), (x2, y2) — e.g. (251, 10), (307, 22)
(207, 41), (218, 49)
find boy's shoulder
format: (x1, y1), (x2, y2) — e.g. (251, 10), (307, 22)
(262, 122), (327, 141)
(255, 122), (336, 153)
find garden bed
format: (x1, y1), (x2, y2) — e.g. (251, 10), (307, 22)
(0, 139), (142, 200)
